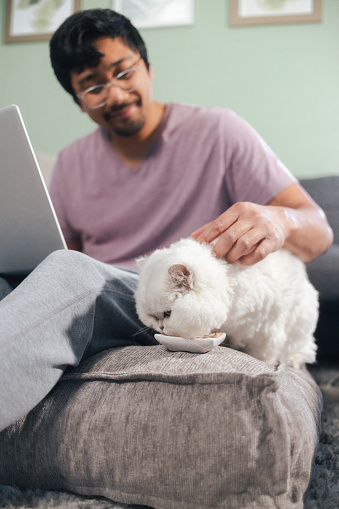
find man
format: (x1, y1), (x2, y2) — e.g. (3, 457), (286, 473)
(49, 9), (332, 268)
(0, 8), (332, 431)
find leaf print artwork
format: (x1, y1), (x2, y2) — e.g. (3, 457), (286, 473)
(256, 0), (286, 10)
(18, 0), (67, 31)
(18, 0), (40, 7)
(5, 0), (79, 42)
(229, 0), (320, 27)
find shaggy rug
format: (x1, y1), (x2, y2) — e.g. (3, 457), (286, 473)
(0, 362), (338, 509)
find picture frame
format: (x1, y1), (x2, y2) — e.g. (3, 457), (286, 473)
(112, 0), (194, 29)
(229, 0), (322, 27)
(5, 0), (81, 43)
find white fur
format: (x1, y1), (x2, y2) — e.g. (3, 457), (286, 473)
(135, 238), (318, 368)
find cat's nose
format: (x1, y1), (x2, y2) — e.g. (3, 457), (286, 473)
(159, 324), (164, 331)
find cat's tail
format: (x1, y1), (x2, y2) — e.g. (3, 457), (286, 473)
(286, 340), (317, 369)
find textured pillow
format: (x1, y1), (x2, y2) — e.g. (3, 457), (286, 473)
(0, 346), (322, 509)
(300, 176), (339, 244)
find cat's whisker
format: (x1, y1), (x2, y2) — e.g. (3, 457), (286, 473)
(106, 289), (135, 301)
(131, 325), (153, 338)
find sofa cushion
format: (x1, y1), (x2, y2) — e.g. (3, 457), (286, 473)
(300, 176), (339, 243)
(306, 245), (339, 302)
(0, 345), (322, 509)
(300, 176), (339, 359)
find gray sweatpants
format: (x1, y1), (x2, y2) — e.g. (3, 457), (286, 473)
(0, 250), (156, 431)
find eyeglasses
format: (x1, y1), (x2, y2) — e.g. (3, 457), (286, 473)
(77, 58), (142, 109)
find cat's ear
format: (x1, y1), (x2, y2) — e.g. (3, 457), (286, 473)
(168, 264), (193, 291)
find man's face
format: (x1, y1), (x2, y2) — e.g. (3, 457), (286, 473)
(70, 37), (154, 137)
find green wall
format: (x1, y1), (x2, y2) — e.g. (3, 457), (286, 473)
(1, 0), (338, 177)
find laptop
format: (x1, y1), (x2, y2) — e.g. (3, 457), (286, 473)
(0, 104), (67, 275)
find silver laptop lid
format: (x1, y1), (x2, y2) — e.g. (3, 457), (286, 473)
(0, 104), (67, 275)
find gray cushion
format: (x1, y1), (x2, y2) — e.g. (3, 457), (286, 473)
(300, 176), (339, 243)
(0, 346), (322, 509)
(306, 245), (339, 302)
(301, 176), (339, 360)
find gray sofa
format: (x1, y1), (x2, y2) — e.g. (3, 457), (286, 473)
(301, 176), (339, 361)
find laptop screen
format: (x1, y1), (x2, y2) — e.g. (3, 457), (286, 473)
(0, 104), (67, 275)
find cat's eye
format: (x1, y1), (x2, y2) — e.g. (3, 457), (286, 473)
(163, 310), (171, 318)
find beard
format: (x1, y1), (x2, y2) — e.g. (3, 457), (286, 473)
(104, 99), (146, 137)
(114, 117), (145, 137)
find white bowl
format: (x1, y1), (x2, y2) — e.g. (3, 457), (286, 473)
(154, 332), (226, 353)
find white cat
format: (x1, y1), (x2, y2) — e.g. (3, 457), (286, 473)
(135, 238), (318, 368)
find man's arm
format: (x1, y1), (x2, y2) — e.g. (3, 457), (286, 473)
(191, 183), (333, 265)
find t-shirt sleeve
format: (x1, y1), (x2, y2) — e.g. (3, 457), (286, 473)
(222, 110), (297, 205)
(49, 152), (81, 246)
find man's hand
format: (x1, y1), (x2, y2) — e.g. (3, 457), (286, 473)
(191, 202), (288, 265)
(191, 183), (333, 266)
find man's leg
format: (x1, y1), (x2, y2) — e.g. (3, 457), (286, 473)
(0, 250), (155, 431)
(0, 274), (24, 301)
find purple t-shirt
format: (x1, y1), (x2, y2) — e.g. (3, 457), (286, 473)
(50, 103), (296, 270)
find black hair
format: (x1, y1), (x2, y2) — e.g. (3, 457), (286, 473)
(49, 9), (150, 104)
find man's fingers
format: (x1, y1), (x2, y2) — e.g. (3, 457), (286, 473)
(191, 202), (286, 265)
(212, 225), (253, 260)
(190, 223), (212, 241)
(213, 226), (267, 263)
(237, 239), (273, 266)
(191, 210), (239, 244)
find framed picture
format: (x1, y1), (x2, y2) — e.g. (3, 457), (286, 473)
(113, 0), (194, 29)
(5, 0), (81, 43)
(230, 0), (322, 27)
